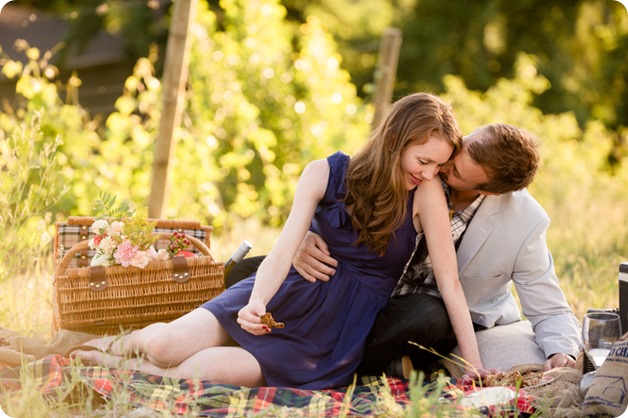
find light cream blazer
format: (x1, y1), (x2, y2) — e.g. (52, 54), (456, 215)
(457, 189), (582, 358)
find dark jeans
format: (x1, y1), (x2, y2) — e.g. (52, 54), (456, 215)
(225, 256), (463, 375)
(224, 255), (264, 289)
(357, 292), (457, 375)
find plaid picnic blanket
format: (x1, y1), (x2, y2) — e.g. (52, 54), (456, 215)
(0, 354), (541, 417)
(0, 354), (414, 416)
(1, 325), (585, 417)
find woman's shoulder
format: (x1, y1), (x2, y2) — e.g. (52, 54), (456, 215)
(413, 177), (446, 201)
(302, 158), (330, 179)
(301, 152), (349, 194)
(306, 152), (349, 202)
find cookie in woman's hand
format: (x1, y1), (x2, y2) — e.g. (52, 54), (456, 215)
(260, 312), (285, 329)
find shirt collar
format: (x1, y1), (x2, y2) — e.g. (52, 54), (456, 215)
(443, 182), (485, 224)
(460, 194), (485, 223)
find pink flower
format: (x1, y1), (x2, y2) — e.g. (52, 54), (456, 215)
(113, 240), (138, 267)
(130, 250), (151, 269)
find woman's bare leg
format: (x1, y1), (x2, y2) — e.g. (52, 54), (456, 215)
(74, 345), (265, 387)
(73, 308), (234, 368)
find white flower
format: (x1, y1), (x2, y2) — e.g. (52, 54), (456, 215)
(92, 219), (110, 235)
(91, 252), (113, 267)
(108, 221), (124, 237)
(98, 235), (117, 253)
(146, 247), (158, 260)
(155, 249), (170, 261)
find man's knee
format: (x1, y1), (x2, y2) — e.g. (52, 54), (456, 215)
(359, 294), (455, 374)
(369, 293), (451, 344)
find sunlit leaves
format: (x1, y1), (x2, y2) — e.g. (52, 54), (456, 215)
(1, 60), (22, 79)
(177, 0), (367, 228)
(114, 96), (137, 116)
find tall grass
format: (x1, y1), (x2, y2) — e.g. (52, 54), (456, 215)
(536, 172), (628, 321)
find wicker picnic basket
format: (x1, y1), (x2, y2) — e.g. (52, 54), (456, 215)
(52, 217), (225, 335)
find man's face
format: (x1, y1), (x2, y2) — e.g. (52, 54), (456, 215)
(439, 131), (491, 193)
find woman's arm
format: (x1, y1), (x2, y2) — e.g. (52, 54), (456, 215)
(237, 158), (329, 334)
(413, 179), (483, 372)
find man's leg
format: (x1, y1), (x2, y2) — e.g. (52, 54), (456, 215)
(225, 255), (265, 288)
(358, 293), (457, 375)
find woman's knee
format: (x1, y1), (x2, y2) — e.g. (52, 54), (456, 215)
(138, 324), (185, 366)
(135, 309), (229, 367)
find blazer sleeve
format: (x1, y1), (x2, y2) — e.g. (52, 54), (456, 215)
(510, 214), (582, 358)
(458, 190), (582, 359)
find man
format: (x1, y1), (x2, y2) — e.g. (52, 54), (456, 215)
(227, 123), (582, 376)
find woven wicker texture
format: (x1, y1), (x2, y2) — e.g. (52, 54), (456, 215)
(53, 221), (224, 335)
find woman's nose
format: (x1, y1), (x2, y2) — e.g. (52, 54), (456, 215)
(422, 165), (439, 181)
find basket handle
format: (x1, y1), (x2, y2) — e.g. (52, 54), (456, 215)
(54, 232), (213, 277)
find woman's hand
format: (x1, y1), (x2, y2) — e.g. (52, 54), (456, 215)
(237, 298), (271, 335)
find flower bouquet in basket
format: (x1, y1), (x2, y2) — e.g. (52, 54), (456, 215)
(89, 194), (196, 268)
(53, 193), (225, 335)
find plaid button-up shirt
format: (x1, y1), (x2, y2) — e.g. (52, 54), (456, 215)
(392, 186), (485, 298)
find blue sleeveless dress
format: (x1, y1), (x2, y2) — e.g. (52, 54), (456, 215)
(202, 152), (417, 389)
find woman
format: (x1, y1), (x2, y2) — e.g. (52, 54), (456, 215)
(71, 93), (483, 389)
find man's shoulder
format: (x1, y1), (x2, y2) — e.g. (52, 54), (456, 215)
(485, 189), (547, 217)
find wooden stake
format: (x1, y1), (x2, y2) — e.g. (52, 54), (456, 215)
(148, 0), (197, 218)
(371, 27), (403, 131)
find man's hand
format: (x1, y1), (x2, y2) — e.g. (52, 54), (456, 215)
(293, 231), (338, 283)
(459, 367), (504, 386)
(544, 352), (576, 370)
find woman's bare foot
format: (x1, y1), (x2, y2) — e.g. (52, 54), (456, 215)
(65, 331), (134, 360)
(85, 335), (118, 352)
(71, 348), (124, 368)
(72, 347), (165, 376)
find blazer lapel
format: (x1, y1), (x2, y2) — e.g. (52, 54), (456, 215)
(456, 194), (501, 272)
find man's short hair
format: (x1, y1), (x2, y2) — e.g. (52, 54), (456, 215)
(469, 123), (540, 194)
